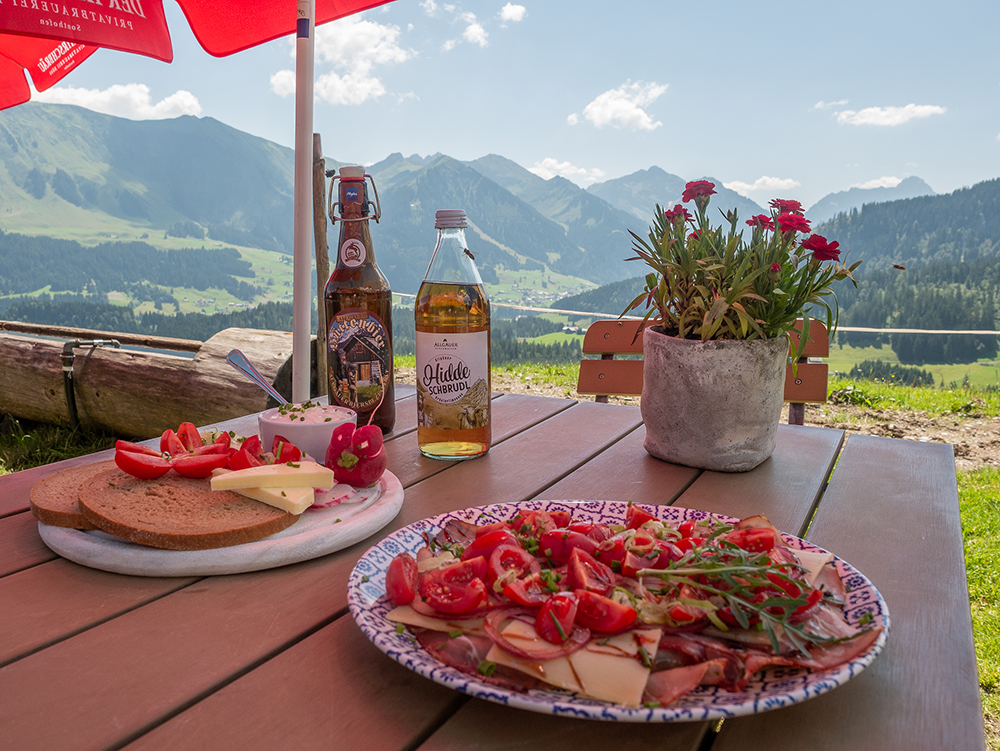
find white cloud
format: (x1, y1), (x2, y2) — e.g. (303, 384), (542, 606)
(34, 83), (201, 119)
(528, 157), (606, 186)
(499, 3), (527, 23)
(814, 99), (848, 109)
(420, 0), (438, 13)
(442, 39), (457, 51)
(724, 176), (801, 197)
(580, 80), (667, 131)
(566, 113), (579, 126)
(835, 104), (946, 126)
(272, 14), (412, 105)
(461, 13), (489, 47)
(851, 176), (902, 189)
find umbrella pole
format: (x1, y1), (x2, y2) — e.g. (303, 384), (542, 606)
(291, 0), (316, 403)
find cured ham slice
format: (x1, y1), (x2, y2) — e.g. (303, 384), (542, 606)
(791, 626), (884, 671)
(413, 627), (543, 692)
(643, 659), (727, 706)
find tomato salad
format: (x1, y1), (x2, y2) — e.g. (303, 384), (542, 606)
(383, 505), (883, 708)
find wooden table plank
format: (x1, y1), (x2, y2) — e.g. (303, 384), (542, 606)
(675, 424), (844, 536)
(0, 558), (196, 666)
(125, 616), (464, 751)
(712, 435), (985, 751)
(0, 512), (56, 576)
(416, 699), (707, 751)
(538, 420), (700, 505)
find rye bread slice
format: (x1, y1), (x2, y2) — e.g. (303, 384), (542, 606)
(78, 469), (297, 551)
(29, 461), (116, 529)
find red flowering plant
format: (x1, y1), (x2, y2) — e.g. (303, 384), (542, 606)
(623, 180), (861, 355)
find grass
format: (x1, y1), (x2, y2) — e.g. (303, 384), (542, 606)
(0, 415), (114, 476)
(827, 342), (1000, 390)
(826, 375), (1000, 418)
(959, 467), (1000, 749)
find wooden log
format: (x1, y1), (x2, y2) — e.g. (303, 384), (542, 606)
(0, 328), (306, 439)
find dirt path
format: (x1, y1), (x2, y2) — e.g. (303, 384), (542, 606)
(397, 368), (999, 473)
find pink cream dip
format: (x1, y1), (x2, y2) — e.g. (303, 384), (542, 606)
(266, 403), (355, 425)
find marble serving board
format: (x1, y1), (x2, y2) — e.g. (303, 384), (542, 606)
(37, 471), (403, 577)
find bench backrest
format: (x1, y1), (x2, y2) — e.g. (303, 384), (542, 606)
(577, 319), (829, 424)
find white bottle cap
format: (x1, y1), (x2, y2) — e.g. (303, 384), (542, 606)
(435, 209), (468, 229)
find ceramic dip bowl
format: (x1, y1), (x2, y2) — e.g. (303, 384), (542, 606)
(258, 401), (357, 462)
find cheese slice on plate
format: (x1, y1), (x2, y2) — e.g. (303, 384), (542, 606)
(210, 461), (334, 491)
(484, 620), (662, 706)
(386, 605), (486, 637)
(233, 485), (315, 514)
(792, 548), (835, 586)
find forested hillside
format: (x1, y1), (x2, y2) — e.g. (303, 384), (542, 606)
(818, 179), (1000, 271)
(0, 230), (263, 302)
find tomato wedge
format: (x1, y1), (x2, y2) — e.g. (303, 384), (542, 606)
(271, 435), (303, 463)
(435, 557), (489, 585)
(574, 590), (637, 633)
(536, 592), (579, 644)
(176, 422), (202, 451)
(538, 529), (600, 565)
(419, 575), (488, 614)
(115, 439), (160, 457)
(159, 429), (186, 457)
(488, 544), (540, 588)
(114, 449), (172, 479)
(170, 453), (230, 478)
(461, 528), (519, 562)
(386, 553), (418, 607)
(503, 570), (560, 606)
(625, 503), (659, 529)
(566, 547), (615, 595)
(725, 527), (778, 553)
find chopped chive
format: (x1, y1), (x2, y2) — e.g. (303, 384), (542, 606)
(477, 661), (497, 677)
(361, 575), (370, 582)
(448, 630), (463, 639)
(395, 623), (406, 634)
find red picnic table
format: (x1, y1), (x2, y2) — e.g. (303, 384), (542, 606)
(0, 386), (985, 750)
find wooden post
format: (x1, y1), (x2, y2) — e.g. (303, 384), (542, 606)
(313, 133), (329, 396)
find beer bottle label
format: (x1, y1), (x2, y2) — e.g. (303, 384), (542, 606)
(339, 238), (367, 268)
(328, 308), (392, 412)
(415, 331), (490, 430)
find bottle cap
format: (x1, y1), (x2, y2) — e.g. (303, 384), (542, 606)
(339, 165), (366, 180)
(435, 209), (468, 229)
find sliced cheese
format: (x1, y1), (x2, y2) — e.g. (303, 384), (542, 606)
(483, 620), (663, 707)
(233, 485), (315, 515)
(210, 461), (334, 491)
(386, 606), (487, 637)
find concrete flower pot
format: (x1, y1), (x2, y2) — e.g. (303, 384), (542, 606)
(640, 326), (788, 472)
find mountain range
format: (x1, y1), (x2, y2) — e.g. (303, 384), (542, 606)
(0, 103), (976, 295)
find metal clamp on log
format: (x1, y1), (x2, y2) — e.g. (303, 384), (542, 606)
(62, 339), (121, 428)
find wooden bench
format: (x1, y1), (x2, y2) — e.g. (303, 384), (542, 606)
(576, 319), (829, 425)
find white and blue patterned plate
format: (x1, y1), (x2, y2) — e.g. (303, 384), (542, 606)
(348, 500), (889, 722)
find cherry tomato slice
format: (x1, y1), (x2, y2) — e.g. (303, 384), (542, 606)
(538, 529), (600, 565)
(435, 557), (489, 585)
(271, 435), (302, 463)
(115, 439), (160, 457)
(461, 528), (519, 562)
(115, 450), (172, 480)
(536, 592), (578, 644)
(568, 522), (612, 543)
(176, 422), (203, 451)
(625, 503), (659, 529)
(725, 528), (778, 553)
(386, 552), (418, 607)
(594, 534), (627, 573)
(419, 575), (488, 614)
(171, 453), (230, 478)
(506, 510), (557, 538)
(565, 547), (615, 595)
(488, 544), (540, 587)
(548, 511), (572, 528)
(574, 590), (637, 633)
(503, 571), (559, 606)
(159, 429), (186, 457)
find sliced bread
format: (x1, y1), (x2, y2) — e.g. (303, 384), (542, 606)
(29, 461), (116, 529)
(78, 469), (297, 551)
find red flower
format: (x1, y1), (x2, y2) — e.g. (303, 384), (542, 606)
(663, 204), (693, 223)
(801, 234), (841, 261)
(769, 198), (804, 215)
(746, 214), (774, 231)
(771, 263), (782, 273)
(688, 230), (702, 242)
(682, 180), (716, 203)
(776, 212), (811, 234)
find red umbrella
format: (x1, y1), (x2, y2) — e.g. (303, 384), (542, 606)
(0, 0), (393, 401)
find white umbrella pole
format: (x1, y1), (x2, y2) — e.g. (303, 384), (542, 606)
(291, 0), (316, 403)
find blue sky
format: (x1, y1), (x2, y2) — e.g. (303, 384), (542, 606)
(31, 0), (1000, 209)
